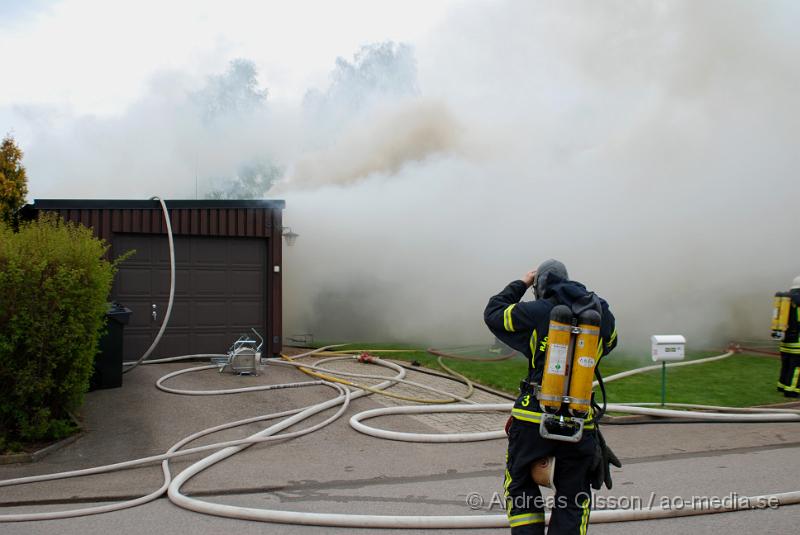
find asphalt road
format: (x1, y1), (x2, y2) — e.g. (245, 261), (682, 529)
(2, 360), (799, 534)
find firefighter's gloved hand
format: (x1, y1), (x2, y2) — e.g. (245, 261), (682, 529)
(589, 429), (622, 490)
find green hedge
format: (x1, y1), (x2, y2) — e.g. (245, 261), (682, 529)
(0, 215), (118, 451)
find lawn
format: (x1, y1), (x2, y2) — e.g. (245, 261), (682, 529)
(306, 343), (788, 408)
(600, 353), (787, 407)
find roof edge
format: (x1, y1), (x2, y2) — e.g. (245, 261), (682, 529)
(32, 199), (286, 210)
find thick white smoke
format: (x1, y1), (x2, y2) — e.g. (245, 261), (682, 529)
(280, 0), (800, 350)
(9, 0), (800, 353)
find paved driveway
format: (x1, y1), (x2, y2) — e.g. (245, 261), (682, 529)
(2, 357), (799, 534)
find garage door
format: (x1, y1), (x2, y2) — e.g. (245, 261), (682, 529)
(112, 233), (267, 361)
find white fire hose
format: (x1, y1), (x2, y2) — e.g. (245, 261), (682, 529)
(4, 350), (798, 526)
(122, 196), (175, 374)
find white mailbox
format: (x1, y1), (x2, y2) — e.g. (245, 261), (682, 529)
(651, 335), (686, 362)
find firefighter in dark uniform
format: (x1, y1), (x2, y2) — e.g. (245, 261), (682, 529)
(484, 259), (620, 534)
(778, 277), (800, 397)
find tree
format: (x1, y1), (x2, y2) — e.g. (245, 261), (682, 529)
(206, 161), (282, 199)
(0, 135), (28, 226)
(303, 41), (418, 117)
(192, 59), (268, 123)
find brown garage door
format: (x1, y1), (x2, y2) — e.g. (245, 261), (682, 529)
(112, 233), (267, 360)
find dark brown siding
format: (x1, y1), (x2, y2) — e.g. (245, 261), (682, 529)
(48, 207), (274, 240)
(269, 208), (283, 356)
(34, 200), (284, 357)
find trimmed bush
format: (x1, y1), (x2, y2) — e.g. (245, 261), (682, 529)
(0, 214), (118, 449)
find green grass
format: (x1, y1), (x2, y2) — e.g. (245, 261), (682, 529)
(602, 354), (787, 407)
(310, 343), (789, 408)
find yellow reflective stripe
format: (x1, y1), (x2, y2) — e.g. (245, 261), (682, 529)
(503, 462), (513, 515)
(503, 304), (516, 332)
(780, 347), (800, 354)
(511, 408), (542, 424)
(511, 408), (595, 428)
(778, 381), (788, 390)
(579, 496), (591, 535)
(529, 329), (537, 368)
(607, 328), (617, 347)
(503, 452), (511, 513)
(782, 341), (800, 348)
(596, 338), (604, 359)
(793, 368), (800, 388)
(784, 383), (800, 393)
(508, 512), (545, 527)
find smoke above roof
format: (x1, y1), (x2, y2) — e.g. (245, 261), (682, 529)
(9, 1), (800, 351)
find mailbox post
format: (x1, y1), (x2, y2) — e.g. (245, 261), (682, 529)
(651, 335), (686, 406)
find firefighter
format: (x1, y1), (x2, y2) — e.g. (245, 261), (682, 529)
(484, 259), (619, 534)
(778, 276), (800, 397)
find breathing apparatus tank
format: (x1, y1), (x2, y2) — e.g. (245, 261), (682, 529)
(568, 309), (602, 417)
(538, 305), (574, 414)
(536, 305), (602, 442)
(772, 292), (791, 339)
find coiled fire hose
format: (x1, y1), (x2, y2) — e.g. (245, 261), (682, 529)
(4, 348), (799, 527)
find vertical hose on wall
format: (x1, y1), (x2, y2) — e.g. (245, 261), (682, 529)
(123, 196), (175, 374)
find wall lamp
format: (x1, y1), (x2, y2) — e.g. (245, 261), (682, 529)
(282, 226), (299, 246)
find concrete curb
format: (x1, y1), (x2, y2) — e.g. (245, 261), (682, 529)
(1, 412), (84, 465)
(0, 431), (84, 465)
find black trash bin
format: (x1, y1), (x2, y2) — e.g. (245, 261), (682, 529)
(90, 303), (132, 391)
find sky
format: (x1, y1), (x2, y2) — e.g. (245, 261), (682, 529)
(2, 0), (799, 352)
(0, 0), (457, 118)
